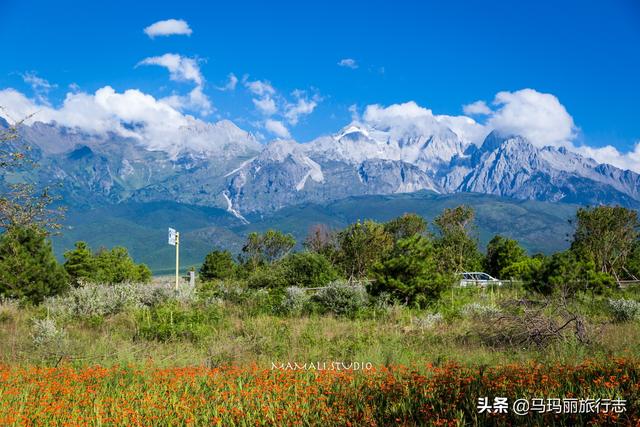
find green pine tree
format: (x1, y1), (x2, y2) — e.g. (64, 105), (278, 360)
(0, 226), (69, 304)
(336, 220), (393, 278)
(370, 234), (453, 308)
(432, 205), (483, 274)
(93, 246), (151, 283)
(64, 241), (97, 285)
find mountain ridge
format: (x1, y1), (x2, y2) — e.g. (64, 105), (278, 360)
(3, 118), (640, 219)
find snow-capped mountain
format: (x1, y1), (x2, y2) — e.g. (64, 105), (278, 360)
(308, 123), (466, 172)
(221, 124), (640, 214)
(454, 132), (640, 206)
(3, 117), (640, 218)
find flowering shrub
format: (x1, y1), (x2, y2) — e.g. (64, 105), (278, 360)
(608, 298), (640, 322)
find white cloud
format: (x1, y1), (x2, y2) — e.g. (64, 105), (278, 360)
(463, 100), (491, 115)
(253, 96), (277, 116)
(436, 114), (488, 144)
(264, 119), (290, 138)
(0, 89), (44, 122)
(363, 90), (640, 173)
(338, 58), (358, 69)
(348, 104), (359, 121)
(160, 86), (213, 116)
(217, 73), (238, 91)
(144, 19), (192, 38)
(21, 72), (56, 106)
(243, 76), (276, 96)
(284, 92), (318, 125)
(138, 53), (203, 86)
(461, 89), (579, 148)
(0, 86), (221, 154)
(0, 86), (182, 138)
(574, 142), (640, 173)
(137, 53), (211, 115)
(363, 90), (578, 148)
(487, 89), (576, 147)
(362, 101), (486, 144)
(243, 79), (321, 128)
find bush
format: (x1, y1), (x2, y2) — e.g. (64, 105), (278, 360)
(608, 298), (640, 322)
(243, 289), (281, 316)
(200, 250), (236, 281)
(311, 281), (369, 317)
(0, 226), (69, 304)
(0, 298), (17, 323)
(279, 286), (310, 315)
(528, 252), (616, 296)
(247, 265), (288, 289)
(202, 280), (249, 304)
(45, 281), (197, 319)
(30, 317), (68, 358)
(280, 252), (339, 288)
(500, 257), (543, 281)
(46, 282), (143, 318)
(136, 300), (222, 342)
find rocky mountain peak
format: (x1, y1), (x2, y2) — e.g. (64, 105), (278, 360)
(4, 119), (640, 218)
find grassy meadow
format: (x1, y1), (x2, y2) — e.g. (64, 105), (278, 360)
(1, 277), (639, 425)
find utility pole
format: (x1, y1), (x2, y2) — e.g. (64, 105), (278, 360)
(175, 231), (180, 290)
(168, 227), (180, 290)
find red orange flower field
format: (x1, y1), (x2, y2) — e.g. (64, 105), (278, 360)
(0, 359), (638, 426)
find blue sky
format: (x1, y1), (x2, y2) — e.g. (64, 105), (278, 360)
(0, 0), (639, 156)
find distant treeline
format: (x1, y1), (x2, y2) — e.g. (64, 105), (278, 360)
(0, 204), (638, 307)
(194, 204), (640, 307)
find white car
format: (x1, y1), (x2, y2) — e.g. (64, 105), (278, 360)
(457, 272), (502, 288)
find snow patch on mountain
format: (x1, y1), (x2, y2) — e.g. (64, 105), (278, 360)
(222, 191), (248, 224)
(224, 156), (257, 177)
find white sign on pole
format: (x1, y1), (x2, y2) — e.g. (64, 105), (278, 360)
(168, 227), (177, 246)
